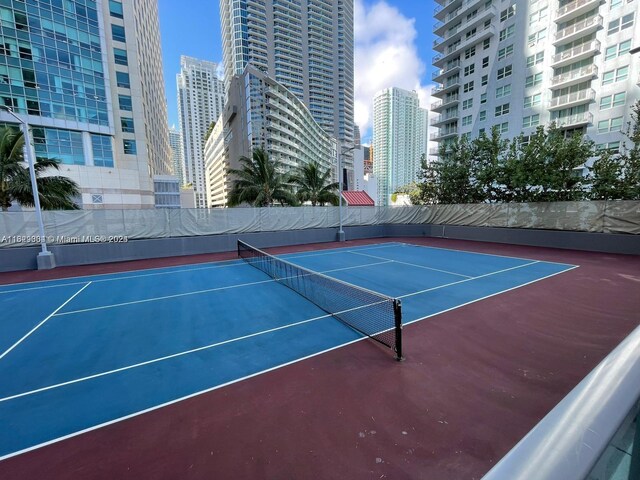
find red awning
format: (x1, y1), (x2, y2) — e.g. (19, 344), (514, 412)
(341, 190), (374, 206)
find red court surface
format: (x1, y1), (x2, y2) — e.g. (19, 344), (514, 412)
(1, 237), (638, 480)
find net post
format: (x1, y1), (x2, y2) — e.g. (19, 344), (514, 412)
(393, 299), (404, 362)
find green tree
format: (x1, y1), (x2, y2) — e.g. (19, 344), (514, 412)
(435, 135), (476, 203)
(290, 160), (339, 206)
(588, 150), (625, 200)
(619, 101), (640, 199)
(412, 154), (438, 204)
(0, 126), (79, 211)
(472, 127), (508, 202)
(227, 147), (298, 207)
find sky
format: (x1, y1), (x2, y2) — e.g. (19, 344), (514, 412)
(158, 0), (436, 143)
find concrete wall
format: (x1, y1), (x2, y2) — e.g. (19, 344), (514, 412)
(1, 224), (636, 273)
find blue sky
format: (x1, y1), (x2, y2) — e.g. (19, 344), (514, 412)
(158, 0), (436, 141)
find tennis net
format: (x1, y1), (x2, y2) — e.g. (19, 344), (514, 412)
(238, 240), (403, 360)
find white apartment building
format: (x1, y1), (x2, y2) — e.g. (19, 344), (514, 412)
(219, 0), (355, 187)
(0, 0), (171, 209)
(205, 65), (337, 208)
(177, 56), (225, 208)
(431, 0), (640, 163)
(372, 88), (428, 206)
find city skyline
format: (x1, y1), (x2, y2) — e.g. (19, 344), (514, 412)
(158, 0), (435, 143)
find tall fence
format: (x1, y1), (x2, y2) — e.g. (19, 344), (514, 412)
(0, 201), (638, 248)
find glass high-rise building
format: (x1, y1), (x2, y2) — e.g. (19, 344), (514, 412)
(219, 0), (355, 187)
(373, 88), (428, 206)
(0, 0), (171, 209)
(177, 56), (225, 208)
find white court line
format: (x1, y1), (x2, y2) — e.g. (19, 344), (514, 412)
(399, 260), (540, 299)
(349, 250), (473, 279)
(0, 262), (579, 462)
(398, 241), (579, 268)
(0, 282), (92, 361)
(54, 260), (394, 316)
(0, 242), (402, 294)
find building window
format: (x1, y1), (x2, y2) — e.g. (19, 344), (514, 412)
(596, 141), (621, 153)
(465, 46), (476, 59)
(479, 110), (487, 121)
(480, 93), (487, 104)
(526, 52), (544, 67)
(114, 48), (128, 65)
(610, 0), (622, 8)
(495, 103), (510, 117)
(123, 139), (137, 154)
(499, 25), (515, 41)
(463, 81), (474, 93)
(496, 84), (511, 98)
(605, 40), (632, 60)
(483, 38), (491, 49)
(523, 114), (540, 128)
(111, 24), (126, 43)
(116, 71), (130, 88)
(481, 74), (488, 86)
(524, 93), (542, 108)
(464, 64), (475, 76)
(462, 115), (473, 126)
(479, 128), (486, 135)
(109, 0), (124, 18)
(498, 45), (514, 60)
(498, 122), (508, 134)
(528, 28), (547, 45)
(602, 66), (629, 85)
(463, 98), (474, 110)
(525, 72), (543, 87)
(91, 134), (114, 168)
(121, 117), (135, 133)
(91, 194), (103, 204)
(497, 65), (512, 79)
(529, 7), (548, 25)
(597, 117), (624, 133)
(118, 94), (132, 111)
(600, 92), (626, 109)
(500, 5), (516, 21)
(482, 56), (490, 68)
(607, 13), (634, 34)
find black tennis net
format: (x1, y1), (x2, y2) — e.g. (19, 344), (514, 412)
(238, 240), (403, 360)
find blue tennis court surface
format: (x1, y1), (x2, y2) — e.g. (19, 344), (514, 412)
(0, 242), (576, 459)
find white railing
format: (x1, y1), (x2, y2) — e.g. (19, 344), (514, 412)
(549, 89), (595, 108)
(482, 324), (640, 480)
(551, 40), (600, 65)
(556, 111), (593, 127)
(556, 0), (600, 19)
(554, 15), (602, 41)
(551, 64), (598, 86)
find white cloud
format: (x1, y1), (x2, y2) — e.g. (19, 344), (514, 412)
(354, 0), (433, 141)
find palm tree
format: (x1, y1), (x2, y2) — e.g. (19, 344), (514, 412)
(0, 126), (80, 211)
(227, 147), (298, 207)
(291, 160), (339, 206)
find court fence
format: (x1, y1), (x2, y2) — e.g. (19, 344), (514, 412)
(0, 200), (638, 248)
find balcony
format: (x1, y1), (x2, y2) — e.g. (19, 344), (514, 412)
(433, 4), (496, 52)
(431, 110), (460, 126)
(432, 60), (461, 82)
(555, 111), (593, 128)
(555, 0), (604, 24)
(429, 147), (440, 156)
(432, 78), (461, 96)
(548, 88), (595, 110)
(550, 64), (598, 89)
(551, 40), (600, 68)
(553, 15), (602, 46)
(433, 24), (495, 68)
(431, 127), (459, 141)
(431, 94), (459, 112)
(435, 0), (484, 21)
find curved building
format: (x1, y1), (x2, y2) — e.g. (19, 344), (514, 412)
(205, 65), (337, 207)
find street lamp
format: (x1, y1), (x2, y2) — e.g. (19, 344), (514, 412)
(338, 144), (356, 242)
(0, 106), (55, 269)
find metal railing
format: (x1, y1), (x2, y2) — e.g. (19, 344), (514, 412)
(549, 88), (595, 108)
(554, 15), (602, 42)
(556, 0), (601, 20)
(551, 40), (600, 65)
(482, 324), (640, 480)
(556, 111), (593, 127)
(551, 64), (598, 87)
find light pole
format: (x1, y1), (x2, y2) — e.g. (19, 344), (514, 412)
(1, 106), (55, 269)
(338, 145), (356, 242)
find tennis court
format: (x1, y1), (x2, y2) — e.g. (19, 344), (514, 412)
(0, 241), (576, 460)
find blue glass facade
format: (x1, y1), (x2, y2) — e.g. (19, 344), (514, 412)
(0, 0), (109, 126)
